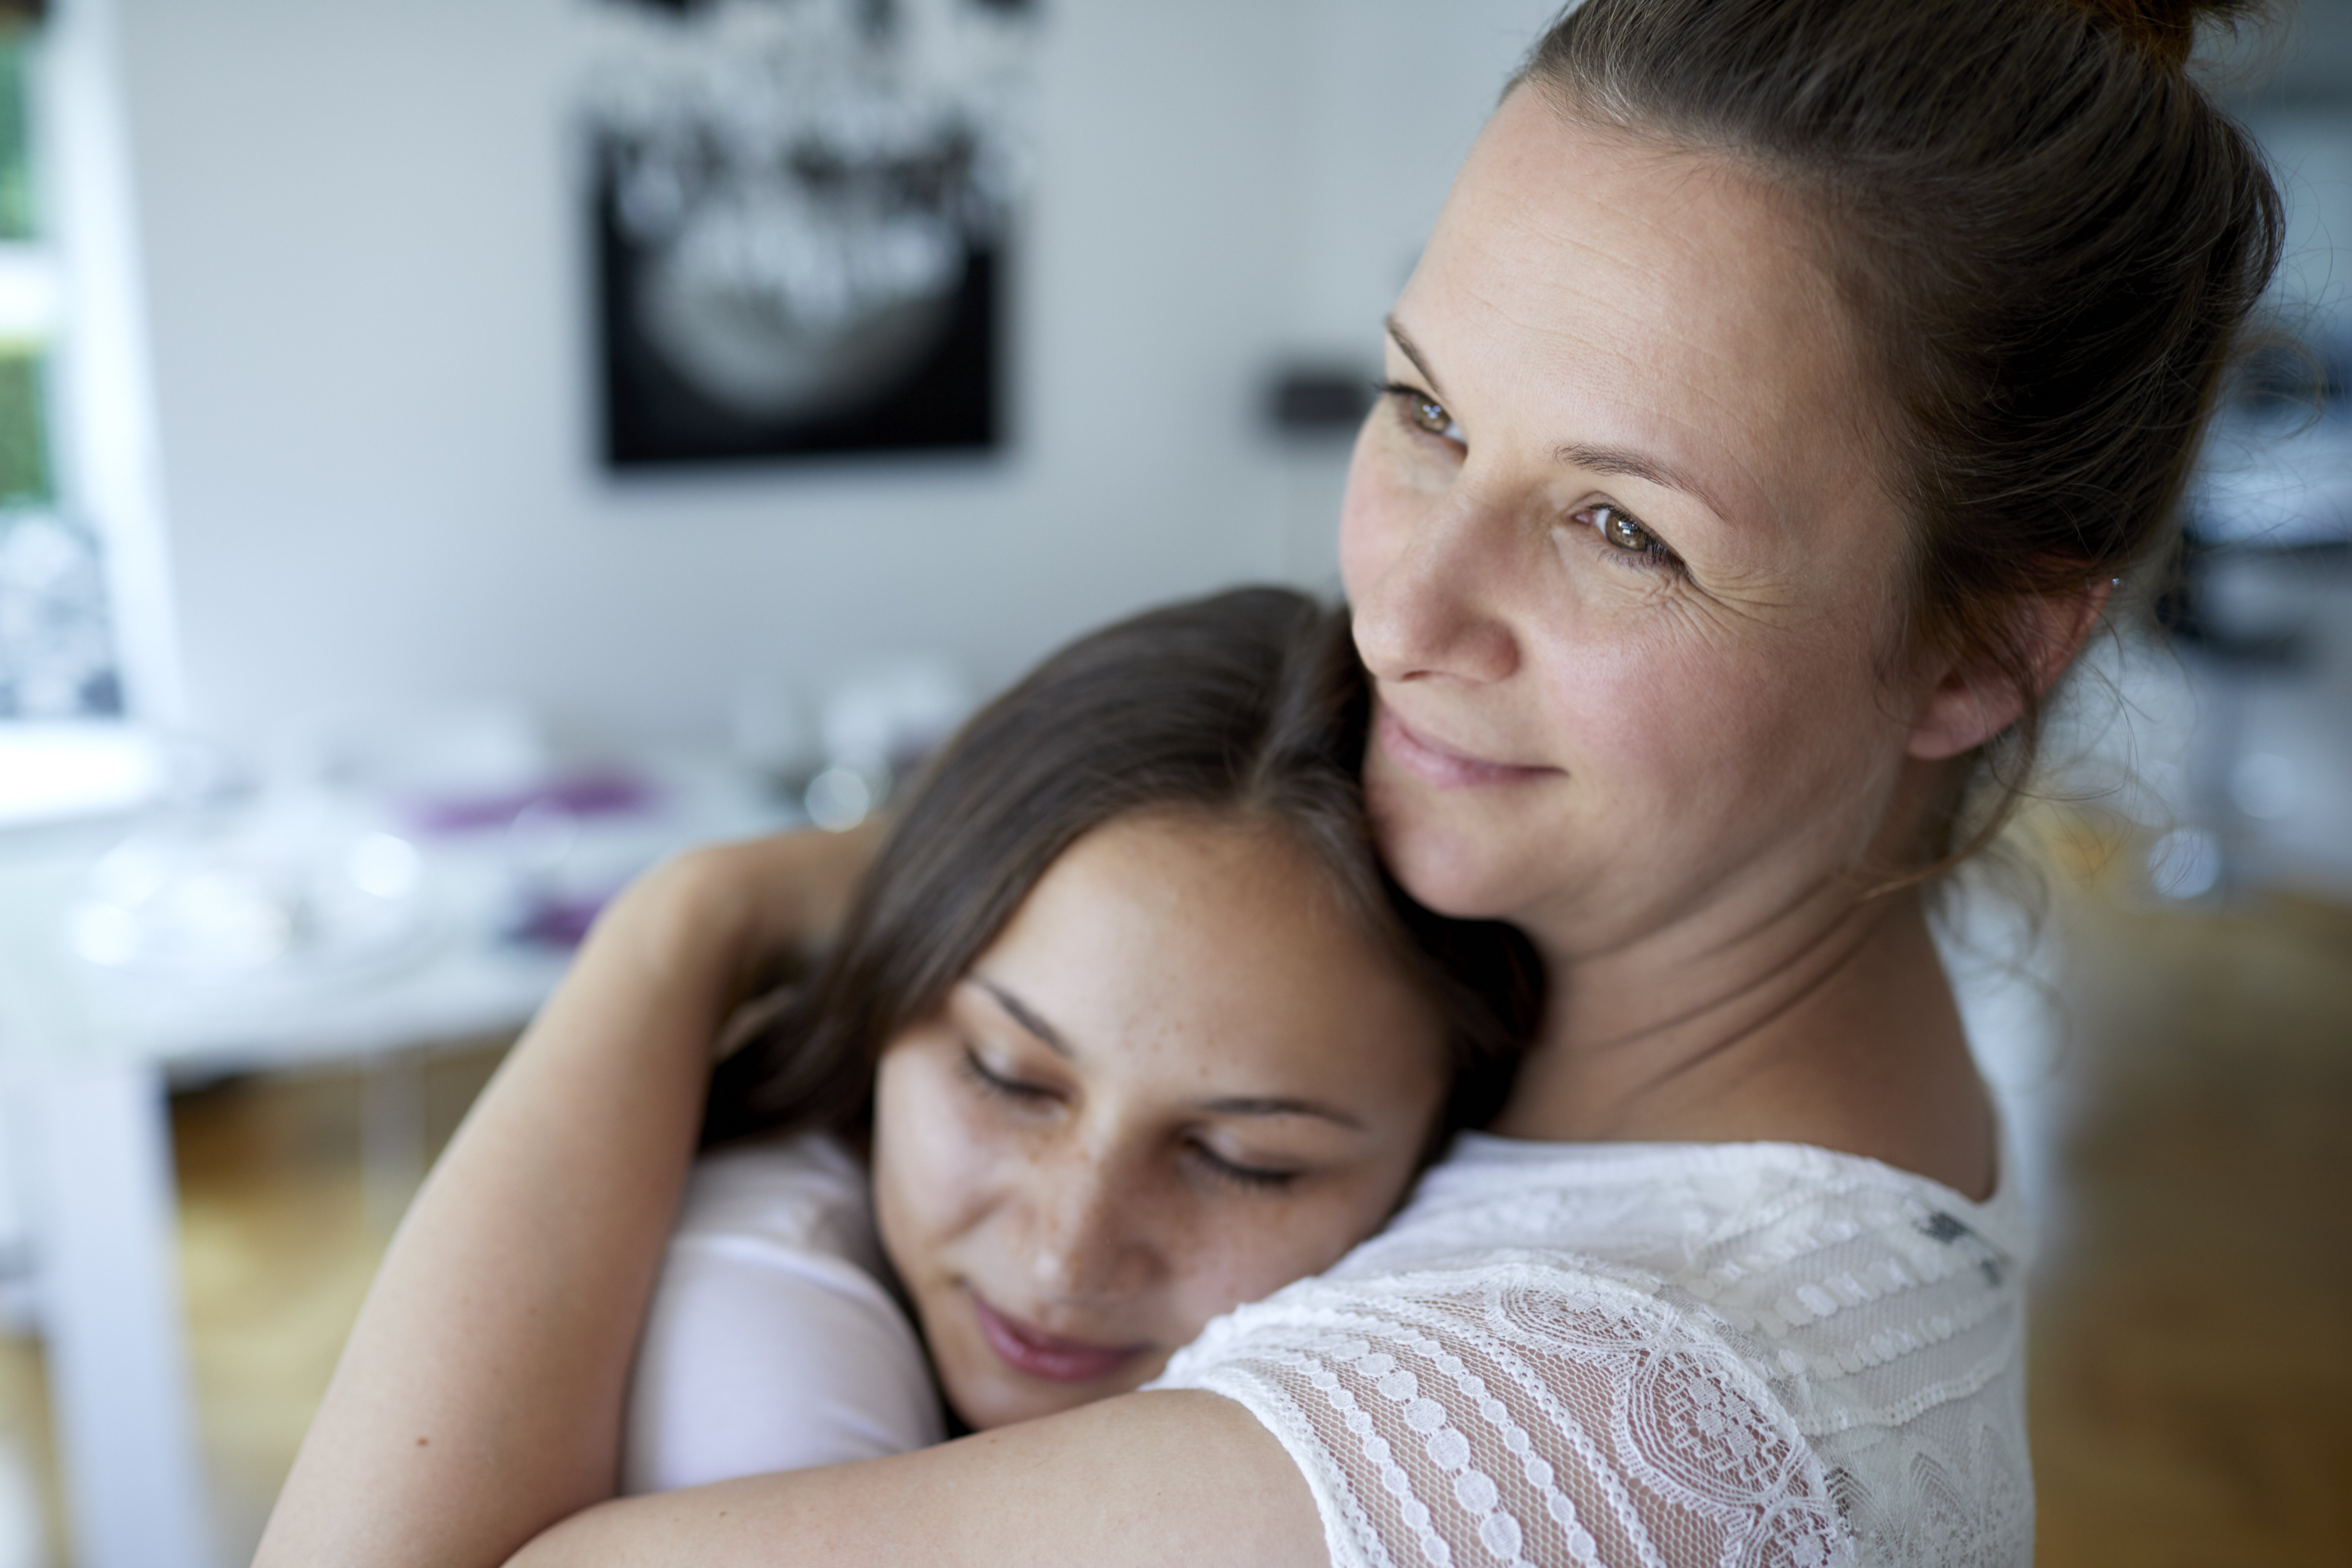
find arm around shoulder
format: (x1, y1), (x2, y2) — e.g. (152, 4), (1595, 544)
(254, 830), (881, 1568)
(517, 1390), (1330, 1568)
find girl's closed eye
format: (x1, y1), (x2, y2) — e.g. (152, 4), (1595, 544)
(959, 1046), (1061, 1107)
(1184, 1139), (1303, 1194)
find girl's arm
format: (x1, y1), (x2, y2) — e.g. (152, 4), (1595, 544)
(254, 832), (1326, 1568)
(253, 832), (859, 1568)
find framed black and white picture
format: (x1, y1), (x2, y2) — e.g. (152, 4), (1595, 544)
(584, 0), (1037, 469)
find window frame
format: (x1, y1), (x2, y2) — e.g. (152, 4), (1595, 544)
(0, 0), (178, 824)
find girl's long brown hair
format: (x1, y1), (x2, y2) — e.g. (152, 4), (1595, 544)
(702, 587), (1543, 1152)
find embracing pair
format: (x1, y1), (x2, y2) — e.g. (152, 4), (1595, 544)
(258, 1), (2281, 1563)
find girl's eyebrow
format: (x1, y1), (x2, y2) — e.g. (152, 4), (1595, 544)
(974, 977), (1074, 1058)
(971, 977), (1369, 1132)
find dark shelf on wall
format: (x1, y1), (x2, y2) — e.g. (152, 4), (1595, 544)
(615, 0), (1036, 17)
(1265, 366), (1375, 441)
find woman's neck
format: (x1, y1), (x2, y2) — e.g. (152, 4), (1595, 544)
(1490, 886), (1996, 1201)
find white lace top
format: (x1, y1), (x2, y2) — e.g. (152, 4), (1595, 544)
(1152, 1134), (2032, 1568)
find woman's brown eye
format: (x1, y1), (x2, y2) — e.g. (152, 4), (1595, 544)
(1378, 382), (1463, 443)
(1591, 503), (1653, 553)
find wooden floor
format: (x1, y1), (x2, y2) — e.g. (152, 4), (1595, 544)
(170, 1045), (506, 1560)
(0, 823), (2344, 1565)
(2026, 841), (2352, 1565)
(0, 1043), (506, 1568)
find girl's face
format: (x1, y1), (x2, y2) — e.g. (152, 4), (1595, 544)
(869, 810), (1447, 1431)
(1343, 89), (1933, 957)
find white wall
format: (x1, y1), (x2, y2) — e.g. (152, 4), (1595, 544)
(105, 0), (1560, 755)
(1271, 0), (1563, 588)
(1286, 0), (1559, 356)
(2246, 107), (2352, 335)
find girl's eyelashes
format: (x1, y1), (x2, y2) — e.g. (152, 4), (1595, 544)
(1574, 501), (1684, 574)
(959, 1046), (1059, 1106)
(1185, 1142), (1302, 1193)
(1376, 381), (1463, 444)
(959, 1041), (1307, 1192)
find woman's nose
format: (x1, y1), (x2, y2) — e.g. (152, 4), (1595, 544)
(1348, 486), (1520, 688)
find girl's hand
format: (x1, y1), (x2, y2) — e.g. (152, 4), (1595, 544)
(612, 820), (887, 1015)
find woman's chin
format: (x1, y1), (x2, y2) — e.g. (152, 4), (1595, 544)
(1377, 825), (1532, 924)
(1365, 756), (1561, 924)
(1366, 799), (1532, 925)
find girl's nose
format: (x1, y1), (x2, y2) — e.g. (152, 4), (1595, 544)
(1349, 488), (1521, 689)
(1022, 1154), (1162, 1304)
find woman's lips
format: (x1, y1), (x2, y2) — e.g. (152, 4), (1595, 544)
(1375, 704), (1553, 789)
(969, 1293), (1149, 1384)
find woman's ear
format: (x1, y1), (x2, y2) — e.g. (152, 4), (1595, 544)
(1905, 581), (2113, 762)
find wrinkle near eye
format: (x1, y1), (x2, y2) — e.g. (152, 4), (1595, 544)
(1653, 570), (1816, 652)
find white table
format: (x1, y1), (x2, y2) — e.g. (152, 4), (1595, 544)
(0, 762), (795, 1568)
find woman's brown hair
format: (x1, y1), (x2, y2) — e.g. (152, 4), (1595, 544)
(1518, 0), (2287, 868)
(702, 586), (1543, 1152)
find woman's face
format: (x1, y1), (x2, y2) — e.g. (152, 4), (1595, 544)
(1344, 89), (1929, 957)
(869, 811), (1447, 1431)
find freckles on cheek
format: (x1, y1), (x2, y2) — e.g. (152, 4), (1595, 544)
(876, 1066), (1000, 1245)
(1182, 1199), (1381, 1325)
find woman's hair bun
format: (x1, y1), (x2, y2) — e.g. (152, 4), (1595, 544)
(2070, 0), (2267, 71)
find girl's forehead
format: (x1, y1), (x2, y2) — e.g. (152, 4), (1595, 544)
(987, 818), (1351, 1024)
(968, 817), (1443, 1094)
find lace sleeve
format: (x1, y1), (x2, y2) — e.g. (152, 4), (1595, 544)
(1155, 1255), (1850, 1568)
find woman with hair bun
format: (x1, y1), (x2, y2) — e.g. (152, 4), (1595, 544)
(260, 2), (2286, 1564)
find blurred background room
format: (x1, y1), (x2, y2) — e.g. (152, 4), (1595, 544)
(0, 0), (2341, 1564)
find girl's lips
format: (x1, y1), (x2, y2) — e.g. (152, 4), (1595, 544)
(1375, 704), (1553, 789)
(969, 1292), (1149, 1384)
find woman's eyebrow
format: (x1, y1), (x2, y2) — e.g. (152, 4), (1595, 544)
(973, 978), (1075, 1058)
(1389, 314), (1734, 525)
(1555, 441), (1732, 522)
(1384, 315), (1447, 398)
